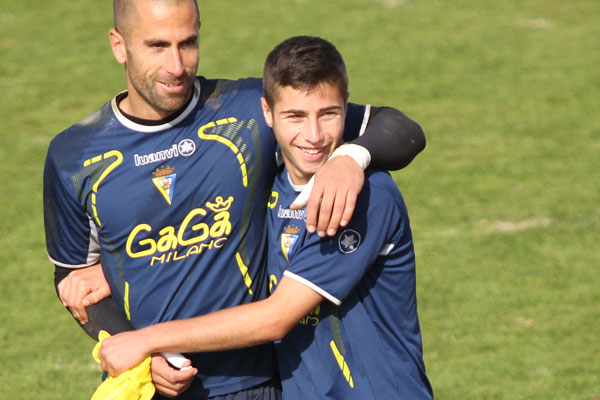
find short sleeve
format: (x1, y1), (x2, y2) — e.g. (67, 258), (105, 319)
(43, 142), (100, 268)
(284, 172), (405, 304)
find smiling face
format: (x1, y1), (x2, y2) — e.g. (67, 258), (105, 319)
(262, 82), (347, 185)
(110, 0), (200, 120)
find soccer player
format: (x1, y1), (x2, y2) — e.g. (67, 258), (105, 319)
(46, 1), (425, 398)
(96, 35), (433, 399)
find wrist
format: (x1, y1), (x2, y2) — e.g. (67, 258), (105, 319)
(329, 143), (371, 169)
(137, 326), (162, 355)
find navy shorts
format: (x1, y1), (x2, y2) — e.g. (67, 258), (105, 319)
(152, 378), (282, 400)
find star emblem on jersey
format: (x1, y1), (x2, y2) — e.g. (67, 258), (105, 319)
(281, 225), (300, 263)
(152, 165), (177, 205)
(339, 229), (361, 254)
(178, 139), (196, 156)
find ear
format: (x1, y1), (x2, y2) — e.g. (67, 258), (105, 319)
(109, 29), (127, 65)
(261, 97), (273, 128)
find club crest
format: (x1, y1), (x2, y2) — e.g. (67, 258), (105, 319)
(152, 165), (177, 205)
(281, 225), (300, 262)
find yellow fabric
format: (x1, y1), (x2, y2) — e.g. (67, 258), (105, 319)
(90, 330), (155, 400)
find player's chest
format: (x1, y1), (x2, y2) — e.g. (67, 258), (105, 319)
(79, 128), (271, 236)
(267, 189), (308, 272)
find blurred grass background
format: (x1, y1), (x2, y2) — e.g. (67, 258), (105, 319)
(1, 0), (598, 398)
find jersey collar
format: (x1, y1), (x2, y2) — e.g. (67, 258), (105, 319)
(110, 78), (201, 133)
(287, 172), (308, 193)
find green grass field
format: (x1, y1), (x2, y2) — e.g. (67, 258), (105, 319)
(1, 0), (598, 398)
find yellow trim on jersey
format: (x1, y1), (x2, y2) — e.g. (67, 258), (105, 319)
(330, 340), (355, 388)
(83, 150), (124, 227)
(124, 281), (131, 321)
(235, 252), (253, 295)
(269, 274), (278, 293)
(268, 190), (279, 209)
(198, 118), (249, 187)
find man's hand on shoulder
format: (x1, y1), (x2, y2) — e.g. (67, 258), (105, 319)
(291, 154), (364, 237)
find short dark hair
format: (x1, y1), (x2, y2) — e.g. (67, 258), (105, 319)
(113, 0), (133, 36)
(263, 36), (349, 108)
(114, 0), (200, 38)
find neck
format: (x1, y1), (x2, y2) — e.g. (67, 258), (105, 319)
(287, 171), (311, 191)
(116, 93), (192, 126)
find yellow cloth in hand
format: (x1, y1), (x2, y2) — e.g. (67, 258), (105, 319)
(90, 330), (155, 400)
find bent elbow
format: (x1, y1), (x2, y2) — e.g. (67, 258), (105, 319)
(262, 316), (295, 342)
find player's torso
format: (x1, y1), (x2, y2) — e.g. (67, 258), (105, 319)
(267, 171), (432, 399)
(65, 77), (277, 326)
(266, 173), (360, 397)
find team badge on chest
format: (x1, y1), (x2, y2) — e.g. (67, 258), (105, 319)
(281, 225), (300, 262)
(152, 165), (177, 205)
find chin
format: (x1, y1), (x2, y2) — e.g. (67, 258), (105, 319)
(303, 166), (320, 178)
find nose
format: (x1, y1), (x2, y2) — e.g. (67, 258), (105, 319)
(165, 48), (185, 77)
(304, 116), (323, 144)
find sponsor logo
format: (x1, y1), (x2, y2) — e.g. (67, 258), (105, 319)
(339, 229), (361, 254)
(300, 304), (321, 327)
(134, 139), (196, 167)
(277, 205), (306, 221)
(178, 139), (196, 156)
(271, 274), (320, 326)
(126, 195), (233, 266)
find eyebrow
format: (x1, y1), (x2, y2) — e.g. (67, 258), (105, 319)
(143, 39), (170, 47)
(279, 109), (306, 115)
(281, 105), (343, 115)
(143, 34), (198, 47)
(319, 105), (344, 113)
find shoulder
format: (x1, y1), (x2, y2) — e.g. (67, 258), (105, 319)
(353, 170), (409, 228)
(344, 170), (411, 243)
(363, 170), (405, 206)
(197, 76), (263, 101)
(48, 101), (114, 155)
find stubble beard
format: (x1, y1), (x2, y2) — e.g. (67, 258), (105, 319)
(126, 53), (195, 116)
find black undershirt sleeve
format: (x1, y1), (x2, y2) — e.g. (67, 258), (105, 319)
(349, 106), (426, 170)
(54, 266), (134, 340)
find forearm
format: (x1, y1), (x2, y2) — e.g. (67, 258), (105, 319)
(135, 277), (319, 356)
(54, 266), (134, 339)
(82, 298), (135, 337)
(350, 106), (426, 170)
(99, 277), (322, 374)
(139, 299), (289, 355)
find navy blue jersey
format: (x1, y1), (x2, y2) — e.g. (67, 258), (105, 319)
(267, 169), (433, 399)
(44, 77), (370, 397)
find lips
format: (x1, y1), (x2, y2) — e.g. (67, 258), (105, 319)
(296, 146), (329, 156)
(158, 80), (185, 93)
(298, 146), (327, 155)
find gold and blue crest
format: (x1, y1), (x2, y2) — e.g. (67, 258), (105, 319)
(281, 225), (300, 262)
(152, 165), (177, 205)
